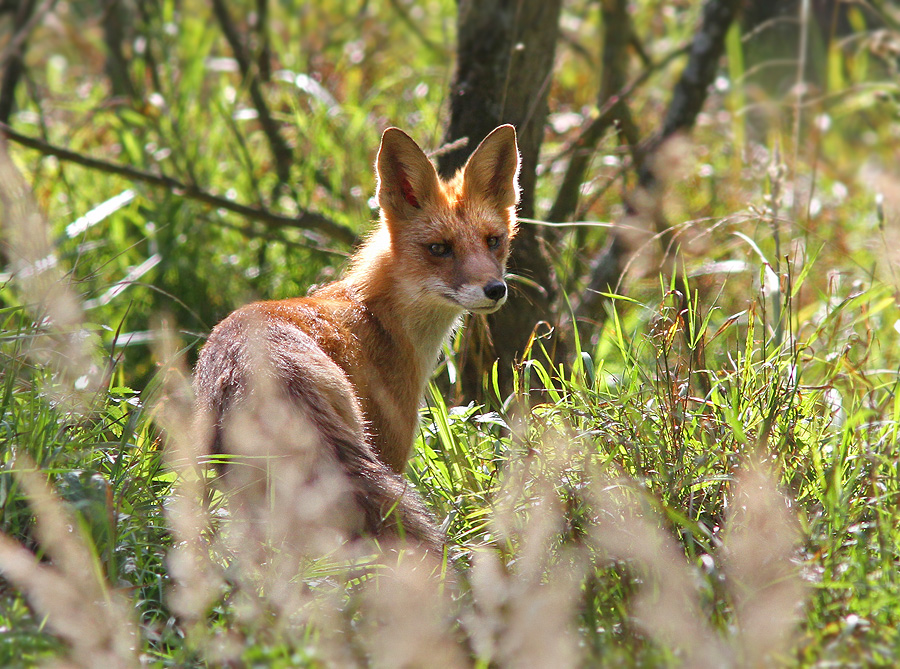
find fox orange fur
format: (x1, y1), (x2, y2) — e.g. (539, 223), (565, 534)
(193, 125), (520, 551)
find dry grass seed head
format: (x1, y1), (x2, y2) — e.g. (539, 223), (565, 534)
(588, 478), (728, 668)
(154, 324), (224, 626)
(359, 553), (469, 669)
(467, 440), (586, 669)
(0, 144), (103, 408)
(0, 461), (138, 668)
(723, 456), (807, 666)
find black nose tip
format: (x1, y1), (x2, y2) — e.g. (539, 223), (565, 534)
(483, 280), (507, 302)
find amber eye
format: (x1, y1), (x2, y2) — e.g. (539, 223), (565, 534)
(486, 235), (501, 250)
(428, 242), (452, 257)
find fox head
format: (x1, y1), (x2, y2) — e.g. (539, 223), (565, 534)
(374, 125), (520, 315)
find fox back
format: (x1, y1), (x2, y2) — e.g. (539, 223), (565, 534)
(193, 125), (520, 551)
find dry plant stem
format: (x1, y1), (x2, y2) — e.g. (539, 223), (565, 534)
(580, 0), (742, 285)
(156, 326), (346, 662)
(153, 327), (224, 628)
(724, 456), (807, 666)
(0, 460), (139, 668)
(644, 0), (743, 179)
(549, 42), (690, 169)
(590, 483), (727, 668)
(469, 450), (585, 668)
(159, 322), (457, 663)
(210, 0), (292, 187)
(589, 453), (806, 667)
(0, 122), (358, 245)
(360, 560), (470, 669)
(577, 0), (740, 396)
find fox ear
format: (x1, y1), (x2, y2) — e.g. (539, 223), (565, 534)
(376, 128), (441, 221)
(462, 125), (520, 210)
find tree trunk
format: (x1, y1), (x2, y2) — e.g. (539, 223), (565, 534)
(439, 0), (563, 401)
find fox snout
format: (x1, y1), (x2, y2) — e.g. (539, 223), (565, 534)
(453, 276), (508, 314)
(483, 279), (507, 302)
(476, 278), (508, 312)
(476, 281), (508, 313)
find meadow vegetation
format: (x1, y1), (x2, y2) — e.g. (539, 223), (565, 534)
(1, 0), (899, 666)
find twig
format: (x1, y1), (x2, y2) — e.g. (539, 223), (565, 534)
(641, 0), (743, 188)
(426, 135), (468, 160)
(253, 0), (272, 81)
(210, 0), (292, 186)
(212, 215), (348, 259)
(0, 0), (55, 66)
(551, 42), (689, 165)
(546, 41), (690, 223)
(100, 0), (137, 98)
(0, 0), (41, 124)
(547, 0), (636, 224)
(791, 0), (810, 223)
(0, 122), (358, 245)
(576, 0), (741, 332)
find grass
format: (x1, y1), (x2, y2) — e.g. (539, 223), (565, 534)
(2, 0), (900, 666)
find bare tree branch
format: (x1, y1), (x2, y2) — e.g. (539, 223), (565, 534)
(549, 43), (689, 171)
(575, 0), (740, 399)
(0, 123), (358, 246)
(547, 49), (690, 225)
(210, 0), (292, 186)
(253, 0), (272, 81)
(640, 0), (743, 189)
(100, 0), (137, 99)
(0, 0), (55, 66)
(576, 0), (741, 314)
(0, 0), (44, 124)
(547, 0), (638, 224)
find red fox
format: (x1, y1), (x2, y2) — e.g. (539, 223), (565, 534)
(193, 125), (520, 552)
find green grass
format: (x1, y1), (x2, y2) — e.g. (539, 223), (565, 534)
(2, 0), (900, 665)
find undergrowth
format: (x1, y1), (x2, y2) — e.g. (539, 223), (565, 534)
(2, 0), (900, 666)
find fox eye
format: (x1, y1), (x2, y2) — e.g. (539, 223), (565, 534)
(486, 235), (501, 250)
(428, 242), (452, 257)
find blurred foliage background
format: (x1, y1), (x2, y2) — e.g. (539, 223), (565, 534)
(2, 0), (898, 388)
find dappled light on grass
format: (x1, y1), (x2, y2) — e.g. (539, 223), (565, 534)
(156, 367), (809, 667)
(463, 432), (807, 668)
(0, 459), (138, 669)
(587, 452), (806, 667)
(0, 159), (876, 665)
(0, 144), (104, 409)
(153, 326), (223, 634)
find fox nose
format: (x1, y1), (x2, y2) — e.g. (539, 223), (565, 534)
(483, 280), (507, 302)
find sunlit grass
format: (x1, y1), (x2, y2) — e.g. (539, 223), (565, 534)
(1, 0), (899, 665)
